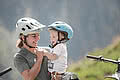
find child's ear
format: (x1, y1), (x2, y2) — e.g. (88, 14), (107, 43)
(60, 32), (65, 38)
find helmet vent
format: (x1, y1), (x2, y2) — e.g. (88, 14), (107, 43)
(16, 23), (18, 26)
(35, 22), (39, 27)
(30, 22), (34, 25)
(57, 26), (60, 28)
(55, 23), (59, 24)
(21, 19), (27, 21)
(22, 28), (25, 31)
(26, 25), (31, 29)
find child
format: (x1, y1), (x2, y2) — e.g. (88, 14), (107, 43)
(43, 21), (73, 80)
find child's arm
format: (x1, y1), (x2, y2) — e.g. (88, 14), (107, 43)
(43, 52), (58, 60)
(38, 47), (58, 60)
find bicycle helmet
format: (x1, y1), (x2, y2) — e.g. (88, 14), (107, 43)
(48, 21), (73, 40)
(16, 17), (45, 35)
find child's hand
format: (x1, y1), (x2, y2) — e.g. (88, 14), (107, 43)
(37, 47), (52, 53)
(38, 48), (48, 53)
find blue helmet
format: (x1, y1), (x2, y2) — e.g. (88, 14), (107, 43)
(48, 21), (73, 40)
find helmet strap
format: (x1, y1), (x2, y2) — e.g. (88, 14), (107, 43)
(49, 43), (58, 48)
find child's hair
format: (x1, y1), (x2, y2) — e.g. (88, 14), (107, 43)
(60, 31), (69, 40)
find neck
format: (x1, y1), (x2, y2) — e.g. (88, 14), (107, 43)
(23, 44), (36, 54)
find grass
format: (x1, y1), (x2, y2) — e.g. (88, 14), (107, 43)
(68, 38), (120, 80)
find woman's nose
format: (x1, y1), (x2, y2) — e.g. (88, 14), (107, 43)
(35, 36), (40, 41)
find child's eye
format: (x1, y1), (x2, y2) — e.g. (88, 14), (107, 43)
(52, 36), (56, 38)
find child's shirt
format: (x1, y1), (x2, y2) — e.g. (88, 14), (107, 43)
(48, 43), (67, 73)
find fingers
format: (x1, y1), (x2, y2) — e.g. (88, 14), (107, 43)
(36, 50), (44, 54)
(35, 50), (44, 62)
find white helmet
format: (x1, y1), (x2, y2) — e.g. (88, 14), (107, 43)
(16, 17), (45, 35)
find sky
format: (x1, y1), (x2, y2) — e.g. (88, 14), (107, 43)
(0, 0), (120, 79)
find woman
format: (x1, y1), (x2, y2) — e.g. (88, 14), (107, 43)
(14, 17), (51, 80)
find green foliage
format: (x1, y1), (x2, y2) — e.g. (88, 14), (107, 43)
(68, 40), (120, 80)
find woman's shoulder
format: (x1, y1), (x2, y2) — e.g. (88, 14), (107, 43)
(14, 48), (28, 58)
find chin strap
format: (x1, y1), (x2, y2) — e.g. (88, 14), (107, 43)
(49, 42), (59, 48)
(49, 39), (67, 48)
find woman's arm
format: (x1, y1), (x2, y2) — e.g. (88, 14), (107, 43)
(21, 51), (43, 80)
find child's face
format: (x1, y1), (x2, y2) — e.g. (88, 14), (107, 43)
(49, 30), (58, 45)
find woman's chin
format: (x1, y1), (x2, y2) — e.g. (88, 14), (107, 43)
(32, 45), (37, 48)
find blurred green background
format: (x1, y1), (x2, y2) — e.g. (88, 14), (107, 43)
(68, 37), (120, 80)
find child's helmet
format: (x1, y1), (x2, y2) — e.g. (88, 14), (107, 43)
(48, 21), (73, 40)
(16, 17), (45, 35)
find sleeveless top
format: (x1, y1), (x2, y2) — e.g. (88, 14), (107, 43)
(14, 48), (51, 80)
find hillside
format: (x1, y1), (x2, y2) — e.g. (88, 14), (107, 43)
(68, 38), (120, 80)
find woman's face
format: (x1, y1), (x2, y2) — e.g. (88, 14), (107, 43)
(49, 30), (58, 45)
(26, 33), (40, 48)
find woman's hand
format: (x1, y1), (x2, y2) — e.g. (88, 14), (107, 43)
(35, 50), (44, 62)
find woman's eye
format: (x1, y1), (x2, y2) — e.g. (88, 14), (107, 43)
(31, 34), (40, 38)
(32, 35), (36, 38)
(31, 34), (36, 38)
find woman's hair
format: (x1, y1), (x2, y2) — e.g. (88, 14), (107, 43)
(16, 33), (24, 48)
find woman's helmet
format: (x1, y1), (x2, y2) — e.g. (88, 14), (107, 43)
(48, 21), (73, 40)
(16, 17), (45, 35)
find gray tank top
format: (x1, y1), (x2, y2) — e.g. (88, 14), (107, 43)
(14, 48), (51, 80)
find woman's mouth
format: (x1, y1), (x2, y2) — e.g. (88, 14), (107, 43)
(33, 42), (37, 45)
